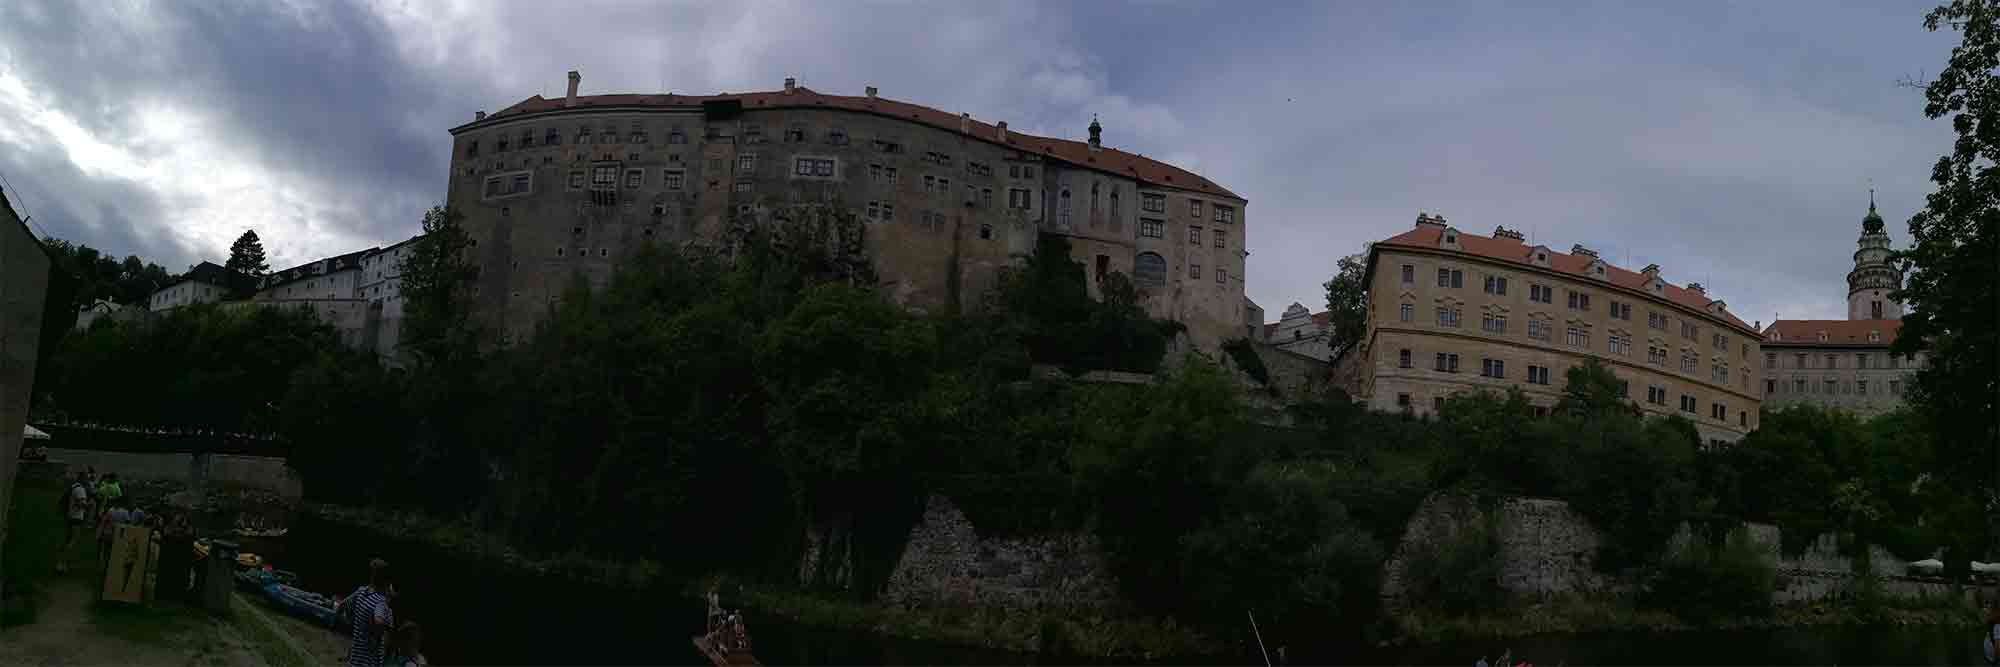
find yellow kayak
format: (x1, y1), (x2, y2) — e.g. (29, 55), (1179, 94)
(189, 539), (261, 568)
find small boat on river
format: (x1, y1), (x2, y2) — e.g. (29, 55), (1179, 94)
(693, 590), (759, 666)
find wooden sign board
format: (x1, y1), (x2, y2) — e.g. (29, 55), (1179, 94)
(101, 524), (152, 604)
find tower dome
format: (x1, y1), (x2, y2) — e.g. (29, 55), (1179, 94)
(1846, 189), (1903, 320)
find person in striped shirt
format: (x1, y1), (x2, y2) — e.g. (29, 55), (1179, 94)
(338, 559), (397, 667)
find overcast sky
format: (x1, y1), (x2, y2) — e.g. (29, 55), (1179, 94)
(0, 1), (1961, 325)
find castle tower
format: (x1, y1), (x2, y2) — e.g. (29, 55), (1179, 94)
(1846, 191), (1904, 321)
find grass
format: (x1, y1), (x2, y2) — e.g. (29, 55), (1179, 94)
(1390, 590), (1983, 645)
(230, 593), (316, 667)
(3, 469), (70, 626)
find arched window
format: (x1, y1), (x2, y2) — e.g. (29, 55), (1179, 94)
(1133, 252), (1166, 288)
(1058, 189), (1072, 228)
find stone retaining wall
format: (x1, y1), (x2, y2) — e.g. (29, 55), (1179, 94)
(881, 494), (1118, 613)
(43, 447), (301, 499)
(1382, 493), (1944, 608)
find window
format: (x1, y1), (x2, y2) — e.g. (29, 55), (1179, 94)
(1214, 231), (1226, 249)
(664, 170), (685, 190)
(1528, 319), (1550, 341)
(1401, 264), (1415, 284)
(1399, 303), (1413, 322)
(1214, 205), (1235, 224)
(484, 178), (500, 197)
(1713, 364), (1728, 383)
(1824, 379), (1838, 395)
(1856, 353), (1870, 369)
(1681, 352), (1698, 373)
(1399, 349), (1412, 368)
(742, 125), (764, 144)
(1825, 354), (1838, 369)
(1008, 188), (1033, 210)
(1711, 333), (1727, 352)
(1140, 219), (1164, 238)
(738, 155), (756, 174)
(1680, 395), (1697, 413)
(1481, 314), (1507, 334)
(880, 203), (895, 221)
(1566, 326), (1589, 348)
(784, 126), (806, 142)
(733, 181), (751, 193)
(1739, 412), (1748, 427)
(1647, 346), (1666, 365)
(1857, 379), (1868, 395)
(555, 246), (564, 257)
(1436, 268), (1463, 288)
(668, 128), (686, 144)
(1484, 275), (1508, 295)
(1481, 358), (1506, 378)
(1434, 397), (1446, 412)
(1646, 386), (1666, 405)
(1765, 353), (1777, 369)
(1434, 353), (1461, 373)
(1132, 252), (1167, 288)
(1609, 301), (1632, 320)
(1190, 200), (1203, 217)
(1793, 378), (1806, 393)
(625, 169), (643, 188)
(1436, 307), (1461, 328)
(1528, 365), (1551, 385)
(1397, 393), (1412, 408)
(1766, 379), (1777, 395)
(1189, 263), (1201, 279)
(1870, 300), (1883, 319)
(982, 188), (994, 206)
(591, 165), (618, 187)
(866, 202), (879, 219)
(1530, 284), (1553, 303)
(1648, 312), (1667, 330)
(792, 158), (835, 177)
(1711, 403), (1726, 420)
(1681, 322), (1698, 340)
(1566, 290), (1591, 310)
(1142, 193), (1165, 212)
(1890, 380), (1902, 396)
(1794, 353), (1807, 369)
(1216, 268), (1228, 285)
(1058, 189), (1072, 227)
(1608, 334), (1630, 356)
(1190, 226), (1204, 243)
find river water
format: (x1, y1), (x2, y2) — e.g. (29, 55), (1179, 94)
(243, 514), (1984, 666)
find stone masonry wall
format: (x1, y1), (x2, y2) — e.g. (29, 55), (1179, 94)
(1381, 493), (1951, 608)
(881, 494), (1119, 613)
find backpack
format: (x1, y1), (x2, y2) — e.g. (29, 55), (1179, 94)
(57, 483), (80, 516)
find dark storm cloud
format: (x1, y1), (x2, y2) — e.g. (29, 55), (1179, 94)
(0, 0), (1971, 324)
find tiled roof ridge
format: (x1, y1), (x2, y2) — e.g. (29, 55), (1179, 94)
(457, 86), (1240, 200)
(1375, 224), (1757, 334)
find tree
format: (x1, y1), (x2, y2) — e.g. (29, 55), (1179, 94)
(225, 230), (270, 277)
(1555, 357), (1638, 419)
(1322, 252), (1369, 359)
(398, 206), (483, 368)
(1903, 0), (2000, 564)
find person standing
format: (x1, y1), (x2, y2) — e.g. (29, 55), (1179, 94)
(384, 621), (428, 667)
(156, 509), (196, 602)
(1982, 599), (2000, 666)
(55, 471), (94, 574)
(337, 559), (396, 667)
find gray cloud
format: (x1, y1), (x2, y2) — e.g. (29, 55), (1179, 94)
(0, 0), (1965, 326)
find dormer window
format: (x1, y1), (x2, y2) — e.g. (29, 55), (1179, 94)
(1868, 331), (1881, 342)
(1444, 231), (1457, 244)
(1817, 331), (1828, 342)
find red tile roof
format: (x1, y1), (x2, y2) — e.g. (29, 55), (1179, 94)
(1374, 225), (1757, 333)
(454, 87), (1240, 200)
(1761, 319), (1902, 346)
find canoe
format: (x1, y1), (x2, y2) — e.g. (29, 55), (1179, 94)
(262, 582), (338, 627)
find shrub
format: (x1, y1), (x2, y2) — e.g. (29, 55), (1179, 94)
(1643, 525), (1775, 619)
(1399, 506), (1503, 614)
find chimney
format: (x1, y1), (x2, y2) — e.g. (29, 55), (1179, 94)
(566, 70), (581, 107)
(1642, 263), (1661, 279)
(1414, 212), (1446, 229)
(1492, 225), (1524, 242)
(996, 121), (1009, 142)
(474, 110), (486, 121)
(865, 86), (878, 98)
(784, 77), (797, 94)
(1754, 320), (1761, 331)
(1687, 282), (1705, 295)
(1570, 243), (1598, 259)
(1087, 114), (1103, 151)
(960, 112), (971, 134)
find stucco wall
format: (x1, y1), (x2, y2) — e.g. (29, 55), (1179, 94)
(0, 191), (52, 608)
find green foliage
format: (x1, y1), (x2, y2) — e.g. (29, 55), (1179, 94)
(993, 234), (1176, 374)
(1903, 1), (2000, 564)
(1321, 252), (1369, 359)
(38, 237), (174, 309)
(1643, 525), (1776, 619)
(1398, 506), (1502, 614)
(225, 230), (270, 277)
(1220, 337), (1271, 386)
(37, 303), (347, 433)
